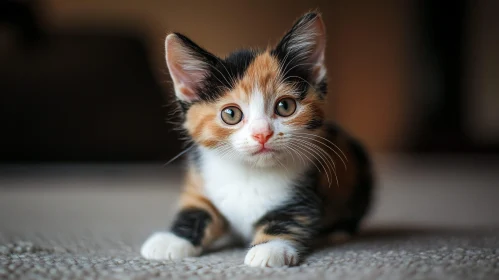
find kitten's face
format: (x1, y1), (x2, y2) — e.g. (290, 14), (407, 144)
(166, 13), (327, 167)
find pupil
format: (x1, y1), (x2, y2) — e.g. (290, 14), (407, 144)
(281, 101), (288, 110)
(226, 109), (234, 118)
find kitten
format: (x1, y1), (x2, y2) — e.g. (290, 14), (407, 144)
(141, 12), (373, 267)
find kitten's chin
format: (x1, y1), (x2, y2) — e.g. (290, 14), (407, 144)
(214, 147), (291, 168)
(242, 151), (286, 168)
(248, 156), (279, 168)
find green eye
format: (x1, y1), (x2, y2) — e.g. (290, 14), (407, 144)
(221, 106), (243, 125)
(275, 98), (297, 117)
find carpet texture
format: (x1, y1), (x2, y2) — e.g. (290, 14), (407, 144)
(1, 157), (499, 279)
(1, 230), (499, 279)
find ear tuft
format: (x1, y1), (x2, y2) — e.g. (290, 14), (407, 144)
(165, 33), (211, 102)
(274, 12), (327, 85)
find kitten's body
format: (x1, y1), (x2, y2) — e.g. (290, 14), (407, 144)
(201, 146), (303, 241)
(141, 12), (373, 267)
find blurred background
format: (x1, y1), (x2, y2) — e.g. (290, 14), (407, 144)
(1, 0), (499, 261)
(1, 0), (498, 162)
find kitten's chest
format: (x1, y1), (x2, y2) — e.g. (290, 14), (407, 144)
(200, 158), (296, 241)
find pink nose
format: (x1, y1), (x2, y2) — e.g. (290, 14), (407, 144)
(251, 119), (273, 144)
(252, 131), (273, 144)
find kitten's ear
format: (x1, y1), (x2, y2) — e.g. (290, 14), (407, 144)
(274, 12), (326, 84)
(165, 33), (212, 102)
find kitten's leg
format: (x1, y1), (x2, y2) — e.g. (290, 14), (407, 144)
(141, 204), (227, 260)
(141, 170), (227, 260)
(244, 200), (320, 267)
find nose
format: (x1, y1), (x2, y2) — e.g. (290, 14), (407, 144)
(251, 119), (273, 144)
(252, 131), (274, 144)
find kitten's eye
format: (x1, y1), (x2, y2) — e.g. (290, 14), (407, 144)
(221, 106), (243, 125)
(275, 98), (297, 117)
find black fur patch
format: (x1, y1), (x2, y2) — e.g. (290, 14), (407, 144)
(318, 219), (360, 235)
(306, 118), (323, 130)
(271, 13), (324, 100)
(173, 33), (258, 102)
(318, 123), (373, 235)
(171, 208), (212, 246)
(254, 168), (322, 250)
(346, 135), (373, 224)
(325, 122), (341, 139)
(254, 123), (373, 246)
(177, 100), (192, 113)
(263, 222), (294, 235)
(296, 82), (310, 100)
(317, 78), (327, 97)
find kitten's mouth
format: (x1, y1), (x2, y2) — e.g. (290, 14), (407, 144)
(252, 147), (275, 155)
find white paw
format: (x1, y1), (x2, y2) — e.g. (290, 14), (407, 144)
(244, 240), (299, 267)
(140, 232), (201, 260)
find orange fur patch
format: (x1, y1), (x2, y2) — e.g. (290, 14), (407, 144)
(284, 88), (324, 127)
(235, 52), (281, 102)
(184, 102), (234, 148)
(252, 226), (296, 246)
(294, 215), (313, 226)
(252, 222), (308, 246)
(180, 166), (228, 246)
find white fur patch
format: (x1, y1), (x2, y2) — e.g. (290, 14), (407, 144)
(244, 240), (299, 267)
(140, 232), (201, 260)
(200, 148), (305, 242)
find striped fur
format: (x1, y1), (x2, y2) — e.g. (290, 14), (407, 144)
(141, 12), (373, 267)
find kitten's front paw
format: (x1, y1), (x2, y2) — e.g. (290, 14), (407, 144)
(141, 232), (201, 260)
(244, 240), (299, 267)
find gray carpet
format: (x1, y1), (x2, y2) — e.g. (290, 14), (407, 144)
(1, 156), (499, 279)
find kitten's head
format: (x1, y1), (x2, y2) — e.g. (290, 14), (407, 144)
(166, 12), (327, 168)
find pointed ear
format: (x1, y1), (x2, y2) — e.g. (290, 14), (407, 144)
(274, 12), (327, 84)
(165, 33), (212, 102)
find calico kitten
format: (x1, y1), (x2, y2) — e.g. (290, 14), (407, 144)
(141, 12), (373, 267)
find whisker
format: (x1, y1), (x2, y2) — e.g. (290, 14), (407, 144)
(275, 156), (290, 175)
(209, 63), (233, 89)
(219, 147), (235, 161)
(213, 56), (240, 94)
(280, 75), (315, 91)
(283, 145), (305, 166)
(282, 145), (297, 165)
(291, 134), (346, 170)
(291, 142), (332, 187)
(287, 142), (331, 187)
(280, 54), (309, 79)
(281, 62), (315, 81)
(291, 138), (339, 187)
(213, 145), (231, 154)
(218, 57), (238, 89)
(278, 53), (298, 80)
(290, 140), (335, 187)
(293, 132), (349, 166)
(292, 138), (336, 172)
(286, 143), (313, 170)
(163, 145), (195, 167)
(276, 51), (291, 79)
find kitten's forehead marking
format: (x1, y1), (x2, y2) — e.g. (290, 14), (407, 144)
(236, 52), (281, 103)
